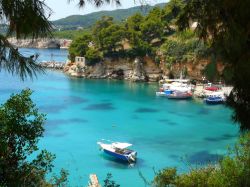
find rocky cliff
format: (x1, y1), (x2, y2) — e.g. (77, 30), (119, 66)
(63, 56), (223, 82)
(64, 57), (162, 82)
(8, 38), (72, 49)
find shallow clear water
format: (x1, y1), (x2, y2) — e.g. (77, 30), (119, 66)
(0, 49), (239, 186)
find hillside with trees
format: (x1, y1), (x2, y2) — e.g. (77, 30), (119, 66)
(52, 3), (166, 31)
(67, 0), (214, 81)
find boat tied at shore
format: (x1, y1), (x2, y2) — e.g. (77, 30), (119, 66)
(204, 92), (226, 104)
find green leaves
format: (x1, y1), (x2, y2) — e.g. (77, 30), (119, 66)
(0, 90), (68, 186)
(68, 33), (93, 61)
(177, 0), (250, 130)
(0, 0), (52, 80)
(1, 0), (52, 39)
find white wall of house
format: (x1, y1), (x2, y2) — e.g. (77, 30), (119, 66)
(75, 56), (86, 66)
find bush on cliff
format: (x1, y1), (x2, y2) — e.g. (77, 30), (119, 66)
(68, 33), (93, 61)
(85, 48), (103, 65)
(160, 30), (209, 65)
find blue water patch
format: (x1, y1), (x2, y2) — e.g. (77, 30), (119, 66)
(198, 108), (210, 115)
(204, 133), (237, 142)
(62, 96), (88, 104)
(158, 119), (178, 126)
(135, 108), (158, 113)
(39, 105), (66, 113)
(187, 151), (223, 164)
(83, 102), (115, 110)
(0, 49), (239, 187)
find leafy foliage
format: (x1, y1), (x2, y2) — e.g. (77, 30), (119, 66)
(178, 0), (250, 130)
(103, 173), (120, 187)
(0, 0), (53, 80)
(85, 48), (103, 65)
(161, 30), (208, 65)
(68, 33), (93, 61)
(68, 0), (190, 62)
(0, 89), (68, 186)
(153, 133), (250, 187)
(52, 29), (91, 39)
(52, 3), (166, 30)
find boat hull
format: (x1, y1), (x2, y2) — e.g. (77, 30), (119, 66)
(98, 142), (137, 163)
(103, 149), (130, 162)
(167, 95), (192, 99)
(205, 99), (224, 104)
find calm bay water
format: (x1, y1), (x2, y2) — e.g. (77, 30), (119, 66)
(19, 48), (69, 62)
(0, 49), (239, 186)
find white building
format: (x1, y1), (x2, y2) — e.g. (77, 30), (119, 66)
(75, 56), (86, 66)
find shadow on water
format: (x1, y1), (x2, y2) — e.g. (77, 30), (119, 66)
(158, 119), (178, 126)
(39, 105), (66, 113)
(44, 118), (89, 135)
(63, 96), (88, 104)
(83, 102), (115, 111)
(204, 133), (237, 142)
(187, 151), (223, 165)
(44, 131), (68, 138)
(198, 108), (210, 115)
(45, 118), (88, 126)
(99, 153), (145, 169)
(135, 108), (158, 113)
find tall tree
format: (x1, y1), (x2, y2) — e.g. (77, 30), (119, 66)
(178, 0), (250, 130)
(68, 33), (93, 61)
(0, 89), (67, 186)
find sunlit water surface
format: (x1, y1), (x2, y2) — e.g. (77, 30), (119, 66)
(0, 49), (238, 186)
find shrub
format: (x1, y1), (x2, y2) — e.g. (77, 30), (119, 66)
(153, 133), (250, 187)
(85, 48), (103, 65)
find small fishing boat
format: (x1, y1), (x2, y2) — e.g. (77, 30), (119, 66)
(204, 96), (225, 104)
(97, 141), (137, 163)
(204, 92), (226, 104)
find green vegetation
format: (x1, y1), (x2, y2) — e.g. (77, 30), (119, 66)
(153, 133), (250, 187)
(68, 0), (208, 67)
(52, 29), (90, 39)
(68, 33), (93, 61)
(52, 3), (166, 30)
(103, 173), (120, 187)
(177, 0), (250, 130)
(0, 0), (52, 80)
(0, 89), (67, 186)
(161, 30), (208, 65)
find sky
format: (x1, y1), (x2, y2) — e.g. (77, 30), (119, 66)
(45, 0), (168, 21)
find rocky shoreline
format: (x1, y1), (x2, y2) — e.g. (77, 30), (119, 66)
(39, 62), (65, 70)
(8, 38), (72, 49)
(39, 56), (216, 82)
(63, 57), (163, 82)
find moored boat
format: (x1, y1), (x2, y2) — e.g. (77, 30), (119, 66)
(204, 96), (225, 104)
(97, 141), (137, 163)
(167, 91), (193, 99)
(204, 92), (226, 104)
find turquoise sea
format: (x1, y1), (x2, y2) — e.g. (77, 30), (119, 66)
(0, 49), (239, 186)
